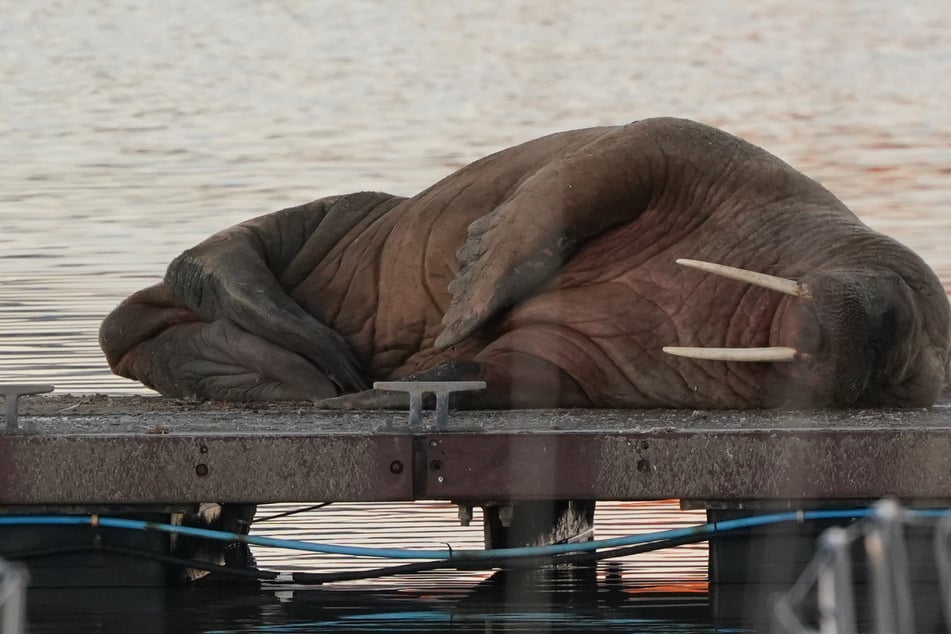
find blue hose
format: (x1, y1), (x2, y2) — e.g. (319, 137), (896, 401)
(0, 508), (946, 561)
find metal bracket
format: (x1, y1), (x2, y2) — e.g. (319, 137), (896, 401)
(372, 381), (486, 427)
(1, 384), (55, 432)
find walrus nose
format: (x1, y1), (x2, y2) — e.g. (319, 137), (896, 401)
(663, 258), (810, 363)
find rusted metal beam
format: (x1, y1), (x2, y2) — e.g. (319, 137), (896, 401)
(0, 434), (413, 504)
(419, 429), (951, 501)
(2, 395), (950, 506)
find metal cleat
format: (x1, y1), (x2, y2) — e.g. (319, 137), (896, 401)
(1, 384), (55, 432)
(372, 381), (486, 427)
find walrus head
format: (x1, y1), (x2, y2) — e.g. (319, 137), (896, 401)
(665, 259), (950, 407)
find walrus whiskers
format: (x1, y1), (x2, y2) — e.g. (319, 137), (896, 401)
(676, 258), (811, 298)
(662, 346), (799, 362)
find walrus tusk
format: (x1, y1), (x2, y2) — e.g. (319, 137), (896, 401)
(676, 258), (811, 298)
(662, 346), (799, 362)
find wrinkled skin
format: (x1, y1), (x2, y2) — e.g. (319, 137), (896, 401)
(100, 118), (951, 408)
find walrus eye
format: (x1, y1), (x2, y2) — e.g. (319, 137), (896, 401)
(665, 258), (809, 363)
(663, 346), (799, 362)
(676, 258), (811, 298)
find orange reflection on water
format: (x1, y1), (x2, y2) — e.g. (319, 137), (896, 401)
(624, 581), (709, 595)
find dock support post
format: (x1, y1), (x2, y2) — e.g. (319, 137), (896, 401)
(482, 500), (596, 549)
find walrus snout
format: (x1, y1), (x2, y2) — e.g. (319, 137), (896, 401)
(803, 269), (933, 406)
(661, 259), (941, 407)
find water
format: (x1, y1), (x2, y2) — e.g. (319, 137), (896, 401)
(2, 0), (950, 630)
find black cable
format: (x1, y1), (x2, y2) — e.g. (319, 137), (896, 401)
(254, 503), (333, 523)
(2, 530), (711, 586)
(3, 544), (277, 581)
(105, 544), (278, 581)
(288, 533), (708, 584)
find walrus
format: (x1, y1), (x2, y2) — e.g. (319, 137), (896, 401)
(100, 117), (950, 409)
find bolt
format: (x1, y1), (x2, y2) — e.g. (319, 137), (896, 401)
(637, 458), (651, 474)
(437, 476), (444, 483)
(429, 439), (438, 448)
(390, 460), (404, 474)
(200, 445), (209, 454)
(195, 463), (209, 477)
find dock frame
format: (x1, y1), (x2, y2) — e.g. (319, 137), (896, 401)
(2, 394), (951, 591)
(3, 395), (951, 505)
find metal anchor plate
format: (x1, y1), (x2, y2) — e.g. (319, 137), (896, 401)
(1, 384), (55, 432)
(373, 381), (486, 427)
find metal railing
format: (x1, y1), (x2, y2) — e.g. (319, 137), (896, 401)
(772, 499), (945, 634)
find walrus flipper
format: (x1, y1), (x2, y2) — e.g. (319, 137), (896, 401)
(436, 126), (656, 348)
(165, 197), (383, 393)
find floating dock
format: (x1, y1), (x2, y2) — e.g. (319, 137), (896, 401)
(3, 393), (950, 506)
(3, 393), (951, 594)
